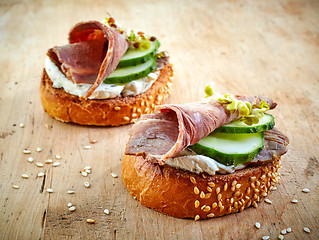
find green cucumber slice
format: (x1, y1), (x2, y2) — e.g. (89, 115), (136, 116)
(190, 132), (264, 166)
(118, 39), (160, 68)
(214, 114), (275, 134)
(104, 57), (157, 84)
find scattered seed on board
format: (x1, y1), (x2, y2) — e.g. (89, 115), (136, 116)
(302, 188), (310, 193)
(38, 172), (45, 177)
(84, 145), (92, 150)
(286, 228), (292, 233)
(265, 199), (272, 204)
(12, 185), (19, 189)
(85, 169), (91, 174)
(55, 155), (61, 160)
(36, 147), (42, 152)
(20, 123), (25, 128)
(303, 227), (310, 233)
(67, 203), (72, 207)
(67, 190), (75, 194)
(45, 159), (53, 164)
(86, 219), (95, 224)
(27, 157), (34, 163)
(262, 236), (270, 240)
(104, 209), (110, 215)
(21, 174), (29, 179)
(255, 222), (261, 229)
(53, 162), (60, 167)
(36, 163), (44, 167)
(69, 206), (76, 212)
(90, 139), (97, 144)
(281, 229), (287, 235)
(23, 150), (31, 154)
(111, 173), (118, 178)
(47, 188), (53, 193)
(84, 182), (90, 188)
(84, 166), (92, 170)
(278, 234), (284, 240)
(81, 171), (88, 177)
(291, 199), (298, 203)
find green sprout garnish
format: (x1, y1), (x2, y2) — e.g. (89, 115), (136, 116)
(216, 94), (270, 125)
(205, 85), (214, 97)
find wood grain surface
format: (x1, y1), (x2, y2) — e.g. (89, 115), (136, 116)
(1, 0), (318, 239)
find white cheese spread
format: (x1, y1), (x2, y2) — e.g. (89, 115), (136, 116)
(165, 149), (246, 175)
(44, 56), (159, 100)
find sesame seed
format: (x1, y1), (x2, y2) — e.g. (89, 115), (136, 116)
(86, 219), (95, 224)
(36, 163), (44, 167)
(137, 108), (142, 113)
(246, 187), (251, 194)
(84, 182), (90, 188)
(234, 202), (239, 209)
(84, 166), (92, 170)
(232, 180), (237, 186)
(36, 147), (42, 152)
(272, 186), (277, 191)
(220, 205), (225, 212)
(256, 181), (261, 186)
(190, 176), (196, 184)
(84, 145), (92, 150)
(111, 173), (118, 178)
(302, 188), (310, 193)
(85, 169), (91, 174)
(53, 162), (60, 167)
(114, 106), (121, 111)
(67, 190), (75, 194)
(262, 192), (268, 197)
(230, 198), (234, 204)
(254, 189), (260, 193)
(250, 176), (256, 181)
(207, 213), (214, 218)
(231, 186), (235, 192)
(234, 191), (241, 197)
(132, 113), (138, 118)
(90, 139), (97, 144)
(81, 172), (88, 177)
(27, 157), (34, 163)
(217, 194), (222, 201)
(200, 191), (205, 198)
(207, 186), (212, 192)
(286, 228), (292, 233)
(194, 215), (200, 221)
(47, 188), (53, 193)
(55, 155), (61, 159)
(255, 222), (261, 229)
(224, 183), (228, 191)
(69, 206), (76, 212)
(281, 229), (287, 235)
(303, 227), (310, 233)
(195, 200), (200, 208)
(123, 117), (130, 121)
(216, 187), (221, 194)
(278, 234), (284, 240)
(201, 205), (206, 210)
(20, 123), (25, 128)
(38, 172), (45, 177)
(291, 199), (298, 203)
(12, 185), (19, 189)
(194, 187), (199, 194)
(253, 202), (258, 208)
(21, 174), (29, 179)
(265, 199), (272, 204)
(104, 209), (110, 215)
(23, 150), (31, 154)
(205, 193), (211, 199)
(208, 182), (215, 187)
(228, 206), (232, 213)
(251, 183), (256, 189)
(45, 159), (53, 164)
(236, 184), (241, 189)
(212, 202), (217, 208)
(203, 206), (211, 212)
(67, 203), (72, 207)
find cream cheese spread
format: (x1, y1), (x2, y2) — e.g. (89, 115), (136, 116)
(44, 56), (159, 100)
(165, 149), (246, 175)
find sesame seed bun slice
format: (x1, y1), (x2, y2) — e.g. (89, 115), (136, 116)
(122, 154), (282, 219)
(40, 64), (174, 126)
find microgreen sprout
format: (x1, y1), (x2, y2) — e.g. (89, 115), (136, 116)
(216, 94), (270, 125)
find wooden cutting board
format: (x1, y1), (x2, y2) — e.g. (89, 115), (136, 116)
(0, 0), (318, 239)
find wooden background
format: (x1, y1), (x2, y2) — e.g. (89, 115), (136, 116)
(1, 0), (318, 239)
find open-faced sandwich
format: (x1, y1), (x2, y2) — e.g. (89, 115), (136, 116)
(122, 85), (289, 220)
(40, 16), (173, 126)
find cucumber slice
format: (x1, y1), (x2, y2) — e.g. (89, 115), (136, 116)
(118, 39), (160, 68)
(190, 132), (264, 166)
(104, 57), (157, 84)
(215, 114), (275, 134)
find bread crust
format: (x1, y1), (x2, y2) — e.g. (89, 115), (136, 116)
(40, 64), (174, 126)
(122, 154), (282, 219)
